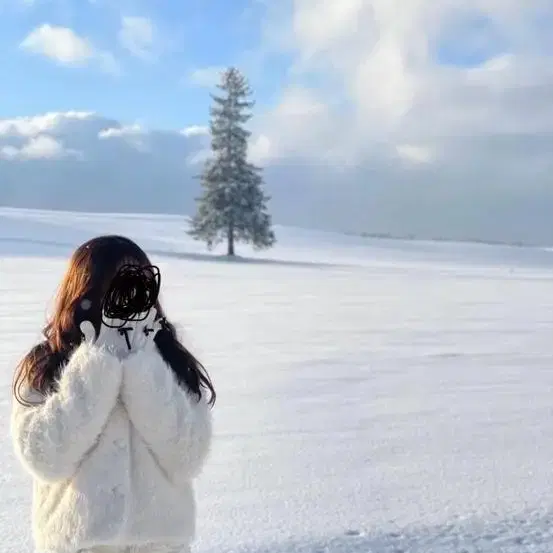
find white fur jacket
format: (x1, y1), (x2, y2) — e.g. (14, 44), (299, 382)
(10, 340), (212, 553)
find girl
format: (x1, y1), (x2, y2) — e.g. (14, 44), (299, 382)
(10, 235), (215, 553)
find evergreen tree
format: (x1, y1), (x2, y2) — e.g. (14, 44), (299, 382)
(189, 67), (275, 256)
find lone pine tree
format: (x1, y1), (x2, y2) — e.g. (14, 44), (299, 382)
(189, 67), (275, 256)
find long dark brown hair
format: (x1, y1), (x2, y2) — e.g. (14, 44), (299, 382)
(13, 235), (216, 407)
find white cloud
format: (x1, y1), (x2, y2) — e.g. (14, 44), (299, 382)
(396, 144), (434, 164)
(20, 24), (119, 73)
(248, 133), (271, 164)
(188, 66), (225, 88)
(20, 24), (93, 65)
(20, 135), (67, 159)
(98, 123), (149, 151)
(98, 120), (209, 161)
(0, 111), (95, 137)
(250, 86), (355, 164)
(118, 16), (155, 60)
(0, 134), (80, 160)
(98, 123), (144, 139)
(254, 0), (553, 169)
(180, 125), (209, 137)
(0, 146), (19, 158)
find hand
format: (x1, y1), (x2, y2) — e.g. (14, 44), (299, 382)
(128, 308), (163, 354)
(79, 318), (130, 359)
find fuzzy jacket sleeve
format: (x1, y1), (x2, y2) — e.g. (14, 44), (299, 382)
(10, 342), (123, 483)
(121, 346), (212, 485)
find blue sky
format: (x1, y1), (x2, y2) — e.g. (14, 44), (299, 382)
(435, 13), (509, 67)
(0, 0), (549, 132)
(0, 0), (551, 245)
(0, 0), (289, 129)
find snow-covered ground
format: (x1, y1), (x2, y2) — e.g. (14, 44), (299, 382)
(2, 207), (553, 553)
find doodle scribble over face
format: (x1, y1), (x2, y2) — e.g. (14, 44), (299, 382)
(102, 264), (161, 328)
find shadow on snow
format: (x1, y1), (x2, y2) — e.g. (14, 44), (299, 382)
(0, 237), (349, 270)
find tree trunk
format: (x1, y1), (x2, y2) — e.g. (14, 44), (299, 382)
(227, 223), (235, 256)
